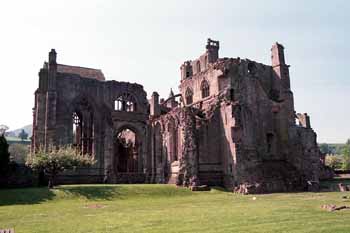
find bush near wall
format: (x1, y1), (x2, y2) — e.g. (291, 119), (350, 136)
(325, 154), (343, 170)
(0, 163), (38, 188)
(9, 143), (29, 164)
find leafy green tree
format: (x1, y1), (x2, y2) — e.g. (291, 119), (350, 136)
(18, 129), (28, 141)
(341, 139), (350, 170)
(26, 146), (96, 188)
(325, 154), (343, 169)
(319, 143), (330, 154)
(0, 135), (10, 174)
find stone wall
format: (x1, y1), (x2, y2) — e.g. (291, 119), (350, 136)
(0, 164), (38, 188)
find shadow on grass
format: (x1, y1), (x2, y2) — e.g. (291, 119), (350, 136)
(58, 185), (120, 200)
(0, 184), (200, 206)
(0, 187), (56, 206)
(0, 185), (122, 206)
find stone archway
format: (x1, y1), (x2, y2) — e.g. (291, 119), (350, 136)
(105, 89), (149, 184)
(114, 128), (138, 173)
(69, 96), (97, 156)
(112, 124), (146, 183)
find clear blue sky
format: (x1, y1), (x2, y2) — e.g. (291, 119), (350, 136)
(0, 0), (349, 143)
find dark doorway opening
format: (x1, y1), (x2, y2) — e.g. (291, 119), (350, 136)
(114, 129), (138, 173)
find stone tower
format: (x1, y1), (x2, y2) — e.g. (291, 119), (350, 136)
(206, 38), (219, 63)
(271, 42), (290, 89)
(271, 42), (295, 124)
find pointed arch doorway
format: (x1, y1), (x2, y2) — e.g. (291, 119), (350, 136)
(114, 128), (138, 173)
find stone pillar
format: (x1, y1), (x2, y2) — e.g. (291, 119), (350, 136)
(39, 64), (48, 90)
(138, 128), (145, 173)
(152, 123), (165, 183)
(44, 49), (58, 149)
(45, 91), (57, 149)
(177, 108), (198, 186)
(231, 104), (243, 187)
(33, 91), (47, 151)
(48, 49), (57, 91)
(271, 43), (290, 87)
(32, 63), (50, 152)
(81, 110), (92, 155)
(141, 125), (150, 176)
(31, 107), (35, 153)
(103, 126), (114, 183)
(145, 124), (153, 183)
(271, 43), (295, 125)
(150, 92), (160, 116)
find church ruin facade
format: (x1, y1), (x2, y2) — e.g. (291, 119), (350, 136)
(31, 39), (325, 193)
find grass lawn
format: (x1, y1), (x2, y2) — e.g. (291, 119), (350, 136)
(1, 184), (350, 233)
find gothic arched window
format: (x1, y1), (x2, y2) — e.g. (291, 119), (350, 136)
(185, 88), (193, 105)
(196, 61), (201, 73)
(72, 112), (82, 147)
(115, 93), (137, 112)
(71, 97), (94, 156)
(201, 80), (210, 98)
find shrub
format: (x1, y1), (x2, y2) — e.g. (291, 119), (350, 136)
(9, 143), (29, 164)
(26, 145), (96, 188)
(325, 154), (343, 170)
(18, 129), (28, 141)
(319, 143), (330, 154)
(341, 142), (350, 170)
(0, 135), (10, 174)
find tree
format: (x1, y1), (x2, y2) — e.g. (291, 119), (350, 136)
(18, 129), (28, 141)
(0, 135), (10, 174)
(9, 143), (29, 164)
(325, 154), (342, 169)
(319, 143), (330, 154)
(0, 125), (9, 136)
(26, 146), (96, 188)
(341, 139), (350, 170)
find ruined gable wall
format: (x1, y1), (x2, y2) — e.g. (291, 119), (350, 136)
(288, 125), (322, 181)
(216, 58), (305, 192)
(220, 57), (324, 193)
(150, 104), (225, 186)
(55, 74), (148, 144)
(176, 56), (292, 188)
(58, 74), (148, 183)
(33, 61), (150, 184)
(55, 74), (106, 146)
(179, 64), (224, 105)
(196, 106), (224, 186)
(149, 108), (182, 183)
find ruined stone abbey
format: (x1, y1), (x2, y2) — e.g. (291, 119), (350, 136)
(31, 39), (325, 193)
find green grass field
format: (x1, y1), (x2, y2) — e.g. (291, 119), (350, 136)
(1, 184), (350, 233)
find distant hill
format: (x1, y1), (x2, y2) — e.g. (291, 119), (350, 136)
(7, 124), (32, 138)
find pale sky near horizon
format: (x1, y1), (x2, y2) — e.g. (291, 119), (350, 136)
(0, 0), (349, 143)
